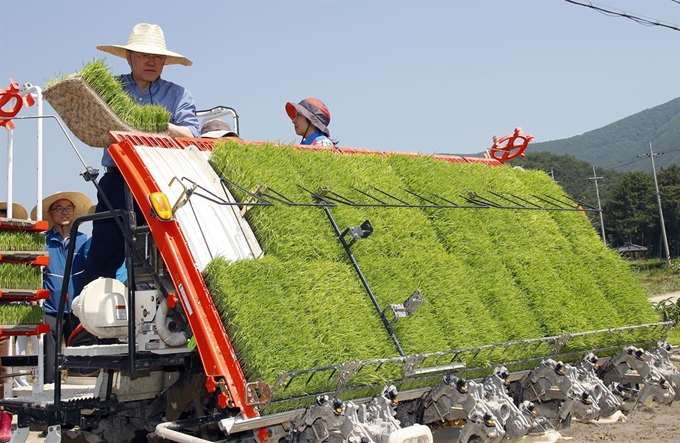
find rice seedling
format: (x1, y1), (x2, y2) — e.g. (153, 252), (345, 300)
(48, 59), (170, 133)
(0, 304), (44, 325)
(0, 263), (42, 290)
(205, 143), (661, 400)
(0, 231), (45, 252)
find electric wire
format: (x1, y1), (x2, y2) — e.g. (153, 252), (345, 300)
(599, 146), (680, 170)
(564, 0), (680, 31)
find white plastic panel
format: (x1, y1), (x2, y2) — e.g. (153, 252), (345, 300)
(133, 145), (262, 272)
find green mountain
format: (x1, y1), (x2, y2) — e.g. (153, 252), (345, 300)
(529, 97), (680, 173)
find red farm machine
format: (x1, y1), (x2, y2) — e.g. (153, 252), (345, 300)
(0, 77), (678, 443)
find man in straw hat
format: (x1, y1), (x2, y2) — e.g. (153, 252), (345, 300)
(85, 23), (199, 285)
(31, 191), (91, 384)
(0, 202), (28, 220)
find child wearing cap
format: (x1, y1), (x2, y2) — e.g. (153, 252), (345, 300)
(285, 97), (335, 147)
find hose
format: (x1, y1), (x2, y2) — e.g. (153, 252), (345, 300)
(155, 420), (213, 443)
(155, 298), (189, 347)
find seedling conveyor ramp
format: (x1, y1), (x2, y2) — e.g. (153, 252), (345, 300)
(103, 132), (671, 420)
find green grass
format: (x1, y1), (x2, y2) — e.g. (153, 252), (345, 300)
(203, 142), (663, 401)
(634, 261), (680, 296)
(641, 262), (680, 345)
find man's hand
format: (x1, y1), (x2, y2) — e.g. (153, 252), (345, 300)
(167, 123), (193, 138)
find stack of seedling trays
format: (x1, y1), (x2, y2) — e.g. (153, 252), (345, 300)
(0, 212), (49, 395)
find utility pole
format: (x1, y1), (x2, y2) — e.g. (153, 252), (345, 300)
(588, 166), (606, 246)
(638, 142), (671, 265)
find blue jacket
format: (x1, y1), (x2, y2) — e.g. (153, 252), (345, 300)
(301, 130), (334, 147)
(43, 228), (88, 314)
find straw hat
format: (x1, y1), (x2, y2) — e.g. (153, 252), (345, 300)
(285, 97), (331, 136)
(0, 202), (29, 220)
(30, 191), (92, 227)
(96, 23), (193, 67)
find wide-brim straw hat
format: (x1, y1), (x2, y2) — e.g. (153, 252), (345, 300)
(285, 97), (331, 137)
(30, 191), (92, 228)
(0, 202), (28, 220)
(96, 23), (193, 67)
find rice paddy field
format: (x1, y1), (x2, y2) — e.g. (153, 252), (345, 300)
(202, 141), (663, 407)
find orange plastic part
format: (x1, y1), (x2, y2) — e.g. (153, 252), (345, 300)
(109, 139), (260, 420)
(0, 78), (35, 131)
(488, 127), (534, 163)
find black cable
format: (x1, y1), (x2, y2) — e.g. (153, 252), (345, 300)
(563, 0), (680, 31)
(601, 146), (680, 170)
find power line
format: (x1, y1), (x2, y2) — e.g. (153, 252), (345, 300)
(564, 0), (680, 31)
(602, 155), (646, 170)
(599, 146), (680, 170)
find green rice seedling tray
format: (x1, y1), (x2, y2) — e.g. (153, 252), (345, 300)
(44, 59), (170, 148)
(203, 142), (661, 401)
(0, 304), (45, 326)
(0, 230), (45, 253)
(0, 263), (42, 291)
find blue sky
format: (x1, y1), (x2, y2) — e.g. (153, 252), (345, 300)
(1, 0), (679, 222)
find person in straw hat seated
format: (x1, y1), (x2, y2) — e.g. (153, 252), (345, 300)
(31, 191), (91, 384)
(0, 202), (28, 220)
(85, 23), (199, 285)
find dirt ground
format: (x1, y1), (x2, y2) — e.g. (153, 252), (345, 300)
(558, 349), (680, 443)
(560, 400), (680, 443)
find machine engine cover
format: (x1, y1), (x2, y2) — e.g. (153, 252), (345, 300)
(72, 277), (128, 338)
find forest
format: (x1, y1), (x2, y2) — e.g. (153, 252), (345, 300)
(514, 152), (680, 260)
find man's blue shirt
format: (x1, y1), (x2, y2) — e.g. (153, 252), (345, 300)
(101, 73), (200, 167)
(43, 228), (88, 314)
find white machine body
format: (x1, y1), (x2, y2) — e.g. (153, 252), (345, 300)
(71, 277), (188, 352)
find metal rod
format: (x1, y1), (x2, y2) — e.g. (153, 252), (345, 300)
(320, 205), (405, 356)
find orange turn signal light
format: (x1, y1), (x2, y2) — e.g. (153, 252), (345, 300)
(149, 192), (173, 221)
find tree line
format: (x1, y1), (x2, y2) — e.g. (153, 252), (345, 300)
(514, 152), (680, 259)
